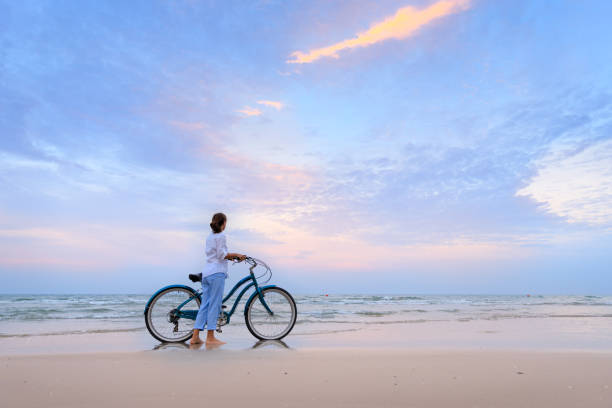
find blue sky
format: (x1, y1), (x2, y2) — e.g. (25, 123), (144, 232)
(1, 0), (611, 294)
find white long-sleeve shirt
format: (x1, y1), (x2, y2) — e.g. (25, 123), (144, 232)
(203, 231), (228, 278)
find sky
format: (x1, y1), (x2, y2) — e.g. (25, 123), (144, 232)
(1, 0), (611, 294)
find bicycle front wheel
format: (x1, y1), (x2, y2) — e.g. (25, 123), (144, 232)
(145, 286), (200, 343)
(245, 287), (297, 340)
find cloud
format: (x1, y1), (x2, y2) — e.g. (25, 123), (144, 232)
(237, 106), (263, 116)
(516, 139), (612, 225)
(0, 152), (58, 172)
(287, 0), (471, 64)
(168, 121), (208, 131)
(0, 225), (198, 269)
(257, 100), (284, 110)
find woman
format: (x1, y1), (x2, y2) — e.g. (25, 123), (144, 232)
(190, 212), (246, 345)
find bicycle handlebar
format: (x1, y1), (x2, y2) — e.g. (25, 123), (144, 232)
(229, 255), (251, 263)
(231, 255), (256, 265)
(231, 256), (272, 283)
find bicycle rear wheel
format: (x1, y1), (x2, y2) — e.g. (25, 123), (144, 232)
(145, 286), (200, 343)
(245, 287), (297, 340)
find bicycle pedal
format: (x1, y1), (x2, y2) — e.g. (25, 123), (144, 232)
(216, 328), (222, 333)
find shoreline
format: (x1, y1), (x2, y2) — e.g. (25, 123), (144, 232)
(3, 315), (612, 356)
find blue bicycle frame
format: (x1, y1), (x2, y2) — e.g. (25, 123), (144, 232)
(172, 262), (275, 324)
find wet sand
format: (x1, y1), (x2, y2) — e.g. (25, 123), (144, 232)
(2, 348), (611, 408)
(2, 315), (612, 355)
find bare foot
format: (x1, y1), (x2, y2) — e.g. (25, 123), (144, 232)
(190, 338), (203, 345)
(205, 338), (226, 345)
(205, 342), (223, 350)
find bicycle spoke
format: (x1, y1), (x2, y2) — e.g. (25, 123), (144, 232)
(247, 289), (296, 340)
(146, 288), (200, 342)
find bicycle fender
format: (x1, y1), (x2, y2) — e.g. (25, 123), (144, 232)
(143, 285), (199, 314)
(243, 285), (277, 315)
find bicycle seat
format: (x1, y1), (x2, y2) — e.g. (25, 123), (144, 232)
(189, 273), (202, 283)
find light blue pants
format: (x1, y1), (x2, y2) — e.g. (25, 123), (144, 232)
(193, 272), (226, 331)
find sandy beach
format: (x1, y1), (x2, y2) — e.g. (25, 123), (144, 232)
(2, 348), (611, 408)
(2, 294), (612, 407)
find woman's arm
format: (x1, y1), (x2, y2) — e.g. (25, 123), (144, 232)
(218, 235), (246, 261)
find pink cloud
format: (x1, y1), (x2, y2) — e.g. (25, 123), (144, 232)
(237, 106), (263, 116)
(257, 100), (284, 110)
(288, 0), (471, 64)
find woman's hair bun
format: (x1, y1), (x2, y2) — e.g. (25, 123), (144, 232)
(210, 213), (227, 233)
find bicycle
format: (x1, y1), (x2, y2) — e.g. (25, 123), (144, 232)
(144, 256), (297, 343)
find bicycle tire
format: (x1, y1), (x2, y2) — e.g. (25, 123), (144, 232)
(244, 287), (297, 340)
(145, 286), (200, 343)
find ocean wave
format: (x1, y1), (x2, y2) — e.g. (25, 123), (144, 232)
(548, 314), (612, 318)
(301, 311), (338, 319)
(294, 295), (427, 305)
(0, 327), (145, 338)
(295, 318), (446, 325)
(0, 311), (144, 321)
(2, 294), (611, 329)
(354, 311), (396, 317)
(291, 328), (362, 336)
(363, 319), (436, 325)
(385, 296), (424, 301)
(295, 319), (354, 325)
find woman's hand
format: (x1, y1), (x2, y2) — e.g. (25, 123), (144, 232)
(226, 253), (247, 262)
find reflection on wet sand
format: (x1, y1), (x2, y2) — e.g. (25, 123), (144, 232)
(153, 342), (189, 350)
(152, 339), (290, 351)
(251, 339), (290, 349)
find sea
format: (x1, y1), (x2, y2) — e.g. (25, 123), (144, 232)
(1, 293), (611, 353)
